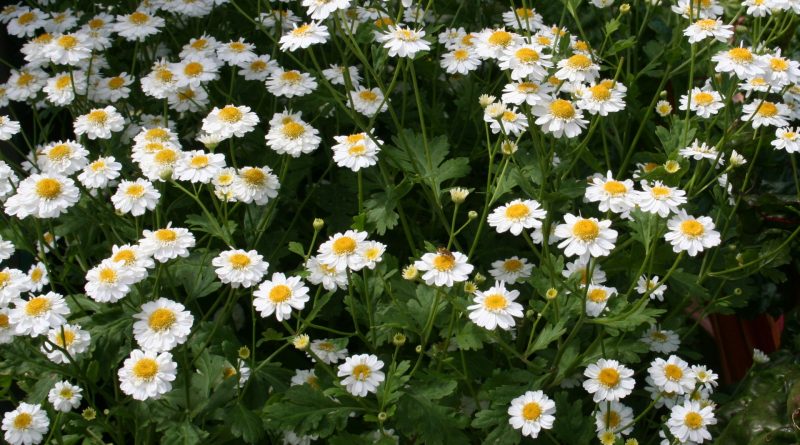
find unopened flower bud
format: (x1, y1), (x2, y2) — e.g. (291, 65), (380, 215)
(392, 333), (406, 346)
(468, 210), (478, 220)
(238, 346), (251, 359)
(478, 94), (496, 107)
(620, 3), (630, 13)
(378, 411), (388, 422)
(415, 345), (423, 353)
(474, 272), (486, 284)
(526, 309), (536, 319)
(464, 281), (477, 293)
(450, 187), (469, 204)
(501, 140), (518, 155)
(82, 408), (96, 420)
(402, 265), (418, 280)
(734, 287), (743, 295)
(159, 168), (173, 181)
(546, 288), (558, 300)
(313, 218), (324, 231)
(292, 334), (310, 350)
(664, 160), (680, 174)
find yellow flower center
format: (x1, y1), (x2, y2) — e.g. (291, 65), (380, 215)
(651, 331), (667, 341)
(521, 402), (542, 421)
(693, 92), (714, 106)
(280, 71), (301, 82)
(680, 219), (704, 237)
(515, 47), (539, 63)
(154, 229), (177, 242)
(228, 42), (246, 52)
(517, 82), (539, 93)
(536, 36), (552, 46)
(190, 38), (207, 50)
(33, 33), (52, 44)
(54, 329), (75, 347)
(363, 247), (381, 261)
(605, 411), (621, 428)
(516, 7), (535, 18)
(59, 388), (74, 399)
(57, 35), (77, 49)
(218, 106), (243, 123)
(35, 178), (61, 199)
(54, 75), (72, 90)
(250, 60), (267, 71)
(784, 131), (797, 140)
(598, 367), (620, 387)
(374, 17), (394, 29)
(107, 76), (125, 89)
(696, 18), (716, 30)
(292, 24), (312, 36)
(461, 34), (475, 46)
(453, 49), (469, 61)
(728, 47), (753, 64)
(589, 85), (611, 101)
(574, 40), (590, 52)
(228, 253), (251, 269)
(189, 155), (209, 168)
(0, 314), (8, 328)
(183, 62), (203, 77)
(125, 184), (145, 198)
(0, 271), (9, 287)
(332, 236), (357, 255)
(588, 288), (607, 303)
(317, 341), (334, 351)
(25, 296), (51, 316)
(488, 30), (513, 47)
(502, 110), (518, 122)
(351, 364), (372, 381)
(132, 358), (159, 380)
(396, 29), (416, 41)
(684, 412), (703, 429)
(268, 284), (292, 303)
(145, 128), (169, 141)
(241, 168), (265, 186)
(664, 364), (683, 381)
(154, 148), (177, 165)
(17, 12), (35, 25)
(47, 144), (71, 161)
(770, 58), (788, 72)
(148, 308), (176, 331)
(129, 12), (149, 25)
(549, 99), (575, 119)
(603, 180), (627, 195)
(650, 186), (670, 198)
(282, 121), (306, 138)
(756, 101), (778, 117)
(29, 267), (42, 282)
(113, 249), (136, 265)
(503, 259), (523, 272)
(87, 110), (107, 124)
(572, 219), (599, 241)
(566, 54), (592, 69)
(13, 413), (32, 430)
(346, 134), (366, 144)
(505, 203), (530, 219)
(16, 72), (34, 86)
(432, 253), (455, 271)
(88, 18), (105, 30)
(155, 68), (174, 83)
(222, 366), (237, 379)
(359, 91), (379, 103)
(348, 145), (366, 155)
(483, 293), (508, 311)
(98, 267), (117, 283)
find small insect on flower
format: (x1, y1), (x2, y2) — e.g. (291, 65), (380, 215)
(507, 390), (556, 439)
(337, 353), (385, 397)
(414, 248), (474, 287)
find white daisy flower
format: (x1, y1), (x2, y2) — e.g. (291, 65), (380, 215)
(108, 243), (154, 283)
(174, 150), (225, 184)
(648, 355), (695, 395)
(533, 98), (588, 138)
(309, 338), (348, 364)
(680, 139), (719, 161)
(489, 256), (534, 284)
(502, 7), (543, 31)
(265, 68), (317, 98)
(667, 400), (716, 443)
(763, 52), (800, 87)
(583, 358), (636, 402)
(44, 70), (88, 105)
(321, 64), (361, 86)
(239, 55), (278, 81)
(595, 401), (634, 436)
(306, 256), (348, 291)
(73, 106), (125, 140)
(678, 88), (724, 118)
(487, 199), (546, 236)
(585, 284), (616, 317)
(212, 249), (268, 288)
(92, 73), (135, 103)
(138, 144), (184, 181)
(377, 26), (431, 58)
(140, 60), (179, 99)
(7, 9), (47, 37)
(753, 347), (770, 364)
(0, 307), (17, 344)
(317, 230), (369, 272)
(290, 369), (319, 388)
(440, 47), (481, 75)
(683, 18), (733, 43)
(0, 161), (17, 200)
(302, 0), (350, 21)
(10, 291), (70, 337)
(41, 323), (90, 364)
(641, 325), (680, 354)
(635, 181), (687, 218)
(507, 390), (556, 439)
(337, 353), (385, 397)
(636, 275), (667, 301)
(223, 359), (251, 388)
(414, 249), (474, 287)
(490, 107), (529, 137)
(664, 211), (721, 256)
(691, 365), (719, 391)
(111, 179), (161, 216)
(212, 167), (236, 201)
(24, 262), (46, 292)
(280, 22), (329, 52)
(562, 257), (607, 286)
(43, 32), (91, 66)
(498, 43), (552, 81)
(711, 46), (765, 79)
(744, 0), (774, 16)
(671, 0), (724, 18)
(4, 173), (80, 219)
(232, 166), (280, 205)
(36, 140), (89, 175)
(84, 259), (136, 303)
(139, 224), (196, 263)
(265, 111), (321, 157)
(113, 10), (165, 41)
(555, 53), (600, 83)
(349, 87), (388, 117)
(0, 115), (20, 141)
(555, 214), (618, 258)
(771, 127), (800, 153)
(576, 82), (627, 116)
(6, 68), (47, 102)
(468, 280), (524, 330)
(585, 171), (636, 215)
(742, 100), (790, 128)
(332, 133), (382, 171)
(118, 349), (177, 400)
(133, 297), (194, 352)
(655, 100), (673, 117)
(358, 240), (386, 270)
(2, 403), (49, 445)
(0, 268), (29, 305)
(253, 272), (310, 322)
(501, 81), (552, 106)
(201, 105), (259, 141)
(0, 236), (14, 263)
(474, 28), (520, 60)
(48, 381), (82, 412)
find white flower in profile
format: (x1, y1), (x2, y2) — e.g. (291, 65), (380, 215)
(10, 291), (70, 337)
(752, 348), (770, 364)
(585, 284), (616, 317)
(73, 106), (125, 140)
(742, 100), (790, 128)
(84, 259), (136, 303)
(583, 358), (635, 402)
(468, 281), (524, 330)
(691, 365), (719, 391)
(667, 400), (716, 443)
(111, 179), (160, 217)
(48, 381), (82, 412)
(376, 25), (431, 58)
(679, 139), (719, 161)
(664, 211), (721, 256)
(212, 249), (269, 288)
(562, 257), (607, 286)
(0, 116), (21, 141)
(118, 349), (177, 401)
(595, 402), (634, 437)
(2, 403), (49, 445)
(4, 173), (80, 219)
(414, 249), (474, 287)
(308, 338), (348, 364)
(139, 224), (196, 263)
(321, 64), (361, 86)
(132, 297), (194, 352)
(201, 105), (259, 140)
(337, 353), (385, 397)
(0, 307), (16, 344)
(253, 273), (310, 322)
(684, 18), (733, 43)
(711, 46), (765, 79)
(487, 199), (546, 236)
(678, 87), (724, 118)
(636, 275), (667, 301)
(772, 127), (800, 153)
(0, 268), (29, 306)
(41, 323), (90, 364)
(507, 390), (556, 439)
(302, 0), (350, 21)
(555, 214), (617, 258)
(306, 256), (348, 291)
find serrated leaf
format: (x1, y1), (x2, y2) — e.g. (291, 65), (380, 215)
(395, 392), (469, 445)
(226, 404), (265, 444)
(454, 320), (486, 351)
(589, 301), (665, 332)
(160, 421), (208, 445)
(172, 248), (222, 300)
(526, 320), (566, 356)
(263, 384), (353, 438)
(185, 213), (236, 245)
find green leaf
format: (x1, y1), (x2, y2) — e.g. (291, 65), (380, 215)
(172, 248), (222, 300)
(226, 404), (265, 444)
(185, 213), (236, 245)
(160, 421), (208, 445)
(395, 392), (469, 445)
(589, 301), (665, 332)
(526, 320), (566, 356)
(389, 130), (470, 193)
(604, 19), (620, 36)
(263, 384), (353, 437)
(364, 179), (413, 235)
(454, 320), (486, 351)
(288, 241), (305, 258)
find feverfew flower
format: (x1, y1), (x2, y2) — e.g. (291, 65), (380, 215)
(487, 199), (546, 236)
(742, 100), (790, 128)
(555, 53), (600, 83)
(132, 297), (194, 352)
(414, 249), (474, 287)
(533, 98), (588, 138)
(4, 173), (80, 219)
(216, 39), (257, 65)
(118, 349), (177, 401)
(317, 230), (369, 272)
(306, 256), (348, 291)
(332, 133), (382, 171)
(585, 171), (636, 215)
(680, 139), (719, 161)
(641, 325), (680, 354)
(583, 358), (636, 402)
(349, 87), (388, 117)
(683, 18), (733, 43)
(595, 402), (634, 437)
(667, 400), (716, 443)
(10, 291), (70, 337)
(585, 284), (616, 317)
(337, 354), (385, 397)
(2, 403), (49, 445)
(711, 46), (764, 79)
(309, 338), (348, 364)
(26, 263), (47, 293)
(174, 150), (226, 184)
(489, 257), (534, 284)
(48, 381), (82, 412)
(111, 179), (160, 216)
(77, 156), (121, 189)
(377, 26), (430, 58)
(0, 307), (16, 344)
(41, 324), (90, 363)
(265, 111), (321, 157)
(232, 166), (280, 205)
(43, 33), (91, 65)
(212, 249), (268, 288)
(0, 116), (21, 140)
(441, 47), (481, 74)
(498, 44), (552, 81)
(772, 127), (800, 153)
(554, 214), (618, 258)
(303, 0), (350, 21)
(679, 88), (724, 118)
(636, 275), (667, 301)
(655, 100), (673, 117)
(502, 81), (553, 106)
(648, 355), (694, 395)
(84, 259), (136, 303)
(279, 22), (329, 52)
(266, 69), (317, 98)
(576, 82), (627, 116)
(253, 273), (310, 321)
(139, 224), (196, 262)
(73, 106), (125, 140)
(113, 10), (165, 41)
(664, 211), (721, 256)
(507, 391), (556, 439)
(635, 181), (687, 217)
(37, 140), (89, 175)
(201, 105), (259, 140)
(468, 281), (524, 330)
